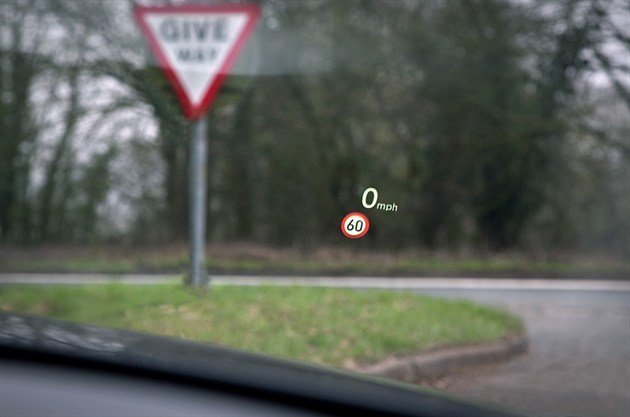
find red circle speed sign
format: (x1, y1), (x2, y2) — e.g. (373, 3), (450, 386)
(341, 212), (370, 239)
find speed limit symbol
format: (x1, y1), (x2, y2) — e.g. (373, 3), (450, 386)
(341, 212), (370, 239)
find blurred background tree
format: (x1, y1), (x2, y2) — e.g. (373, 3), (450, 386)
(0, 0), (627, 259)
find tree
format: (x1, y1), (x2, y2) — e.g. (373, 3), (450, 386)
(0, 0), (48, 242)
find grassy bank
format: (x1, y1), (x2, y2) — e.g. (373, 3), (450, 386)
(0, 284), (522, 367)
(1, 243), (627, 278)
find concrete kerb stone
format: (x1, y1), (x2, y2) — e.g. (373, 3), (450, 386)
(358, 335), (529, 383)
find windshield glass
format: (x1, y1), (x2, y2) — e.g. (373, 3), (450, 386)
(1, 1), (629, 416)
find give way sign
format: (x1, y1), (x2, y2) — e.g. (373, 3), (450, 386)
(134, 4), (261, 120)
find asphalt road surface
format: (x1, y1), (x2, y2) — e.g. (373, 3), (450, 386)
(1, 274), (629, 416)
(411, 287), (630, 417)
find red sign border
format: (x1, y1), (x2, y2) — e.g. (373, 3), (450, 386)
(341, 212), (370, 239)
(134, 4), (261, 120)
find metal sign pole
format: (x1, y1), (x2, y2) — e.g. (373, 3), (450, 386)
(135, 4), (260, 288)
(189, 117), (208, 287)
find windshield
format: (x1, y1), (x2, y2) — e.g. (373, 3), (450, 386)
(1, 1), (629, 416)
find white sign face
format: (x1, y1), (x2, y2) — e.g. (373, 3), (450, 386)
(341, 212), (370, 239)
(135, 5), (260, 119)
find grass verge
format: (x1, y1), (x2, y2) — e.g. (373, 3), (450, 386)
(1, 244), (627, 278)
(0, 283), (523, 368)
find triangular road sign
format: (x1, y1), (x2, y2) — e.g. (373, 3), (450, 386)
(135, 4), (261, 120)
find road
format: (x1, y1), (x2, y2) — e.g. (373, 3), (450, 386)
(1, 274), (629, 416)
(410, 287), (630, 417)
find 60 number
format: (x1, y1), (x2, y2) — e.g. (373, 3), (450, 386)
(346, 219), (364, 232)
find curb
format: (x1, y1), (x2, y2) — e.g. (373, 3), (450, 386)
(358, 335), (528, 383)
